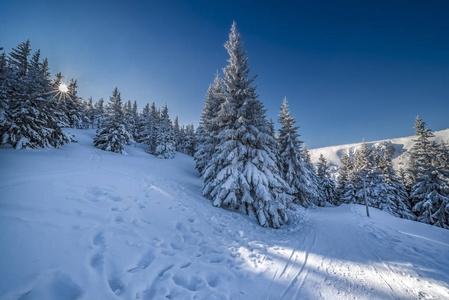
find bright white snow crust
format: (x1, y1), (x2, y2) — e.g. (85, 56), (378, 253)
(1, 129), (448, 299)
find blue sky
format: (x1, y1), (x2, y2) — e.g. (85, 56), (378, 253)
(1, 0), (448, 148)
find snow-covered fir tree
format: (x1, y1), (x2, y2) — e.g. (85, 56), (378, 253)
(123, 100), (137, 144)
(302, 144), (323, 206)
(0, 51), (8, 130)
(407, 116), (435, 193)
(202, 22), (291, 228)
(93, 87), (132, 154)
(179, 124), (196, 156)
(50, 72), (71, 128)
(155, 103), (175, 159)
(316, 153), (337, 205)
(336, 152), (356, 204)
(131, 100), (139, 140)
(411, 169), (449, 228)
(84, 97), (94, 128)
(65, 79), (84, 128)
(136, 102), (150, 143)
(148, 102), (160, 154)
(172, 116), (181, 151)
(0, 41), (70, 148)
(435, 140), (449, 170)
(136, 102), (160, 154)
(375, 150), (415, 219)
(409, 116), (449, 228)
(337, 139), (417, 219)
(93, 98), (105, 128)
(302, 145), (311, 165)
(194, 72), (225, 176)
(351, 141), (383, 208)
(277, 97), (315, 207)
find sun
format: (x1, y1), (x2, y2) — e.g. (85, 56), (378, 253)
(58, 83), (69, 93)
(53, 82), (71, 103)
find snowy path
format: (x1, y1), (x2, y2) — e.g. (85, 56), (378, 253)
(1, 129), (449, 299)
(256, 205), (449, 300)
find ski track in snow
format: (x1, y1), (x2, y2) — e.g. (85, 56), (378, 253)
(1, 129), (449, 300)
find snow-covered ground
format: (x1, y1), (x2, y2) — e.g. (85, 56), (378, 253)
(1, 129), (448, 300)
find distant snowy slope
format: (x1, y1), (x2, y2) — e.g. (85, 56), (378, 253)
(1, 129), (449, 299)
(309, 128), (449, 169)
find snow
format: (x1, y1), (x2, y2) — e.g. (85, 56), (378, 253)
(1, 129), (448, 299)
(309, 128), (449, 170)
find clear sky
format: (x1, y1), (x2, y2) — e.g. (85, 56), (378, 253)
(1, 0), (448, 148)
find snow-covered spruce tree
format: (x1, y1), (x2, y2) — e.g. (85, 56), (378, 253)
(1, 41), (70, 148)
(349, 140), (416, 219)
(155, 103), (175, 159)
(316, 153), (337, 205)
(65, 79), (84, 128)
(409, 116), (449, 228)
(147, 102), (160, 154)
(352, 140), (382, 207)
(85, 97), (94, 128)
(50, 72), (71, 127)
(136, 102), (160, 153)
(277, 97), (315, 207)
(172, 115), (181, 151)
(301, 145), (313, 173)
(435, 140), (449, 170)
(411, 169), (449, 228)
(93, 87), (132, 154)
(194, 72), (225, 176)
(397, 156), (407, 187)
(407, 115), (435, 194)
(337, 152), (357, 204)
(123, 100), (137, 144)
(202, 22), (291, 228)
(0, 51), (8, 133)
(179, 124), (196, 156)
(302, 144), (322, 206)
(376, 151), (415, 219)
(93, 98), (105, 128)
(136, 102), (150, 143)
(131, 100), (139, 140)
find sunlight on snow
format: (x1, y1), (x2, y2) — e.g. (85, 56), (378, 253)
(399, 231), (449, 247)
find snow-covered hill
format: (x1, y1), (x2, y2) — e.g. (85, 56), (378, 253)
(309, 128), (449, 171)
(1, 129), (449, 299)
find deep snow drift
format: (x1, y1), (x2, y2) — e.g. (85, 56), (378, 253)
(1, 129), (448, 299)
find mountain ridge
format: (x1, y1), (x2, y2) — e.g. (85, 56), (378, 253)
(309, 128), (449, 169)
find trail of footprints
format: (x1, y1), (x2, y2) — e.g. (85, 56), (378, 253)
(85, 182), (230, 299)
(90, 231), (105, 273)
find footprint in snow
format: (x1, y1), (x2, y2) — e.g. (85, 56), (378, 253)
(108, 277), (125, 296)
(128, 251), (155, 273)
(18, 272), (82, 300)
(92, 231), (105, 247)
(109, 195), (122, 202)
(90, 252), (104, 272)
(205, 273), (221, 288)
(90, 231), (106, 273)
(172, 273), (204, 292)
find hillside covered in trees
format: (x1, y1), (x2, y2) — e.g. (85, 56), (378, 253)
(1, 23), (448, 230)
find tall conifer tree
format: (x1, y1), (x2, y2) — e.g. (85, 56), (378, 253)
(195, 73), (224, 175)
(277, 97), (315, 207)
(155, 103), (175, 159)
(1, 41), (70, 148)
(409, 116), (449, 228)
(202, 22), (291, 228)
(94, 87), (132, 154)
(316, 153), (337, 205)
